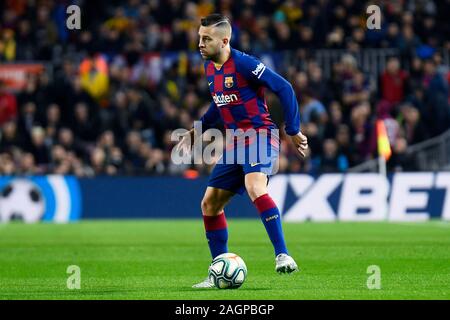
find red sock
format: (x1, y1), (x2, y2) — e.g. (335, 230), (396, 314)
(203, 211), (228, 258)
(253, 194), (277, 214)
(253, 194), (288, 256)
(203, 211), (227, 231)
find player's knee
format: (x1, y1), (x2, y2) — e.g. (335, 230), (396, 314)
(200, 198), (209, 214)
(201, 197), (221, 216)
(245, 183), (267, 201)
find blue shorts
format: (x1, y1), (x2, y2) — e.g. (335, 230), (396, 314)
(207, 139), (279, 195)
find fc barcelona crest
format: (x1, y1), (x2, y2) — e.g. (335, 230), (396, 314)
(224, 76), (234, 88)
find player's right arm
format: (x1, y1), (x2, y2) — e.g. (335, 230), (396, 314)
(176, 101), (221, 153)
(199, 101), (221, 133)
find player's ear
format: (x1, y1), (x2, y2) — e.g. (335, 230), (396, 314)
(222, 37), (229, 48)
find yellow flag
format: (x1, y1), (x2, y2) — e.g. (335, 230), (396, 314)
(376, 120), (392, 160)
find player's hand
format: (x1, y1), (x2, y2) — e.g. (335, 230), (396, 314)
(290, 131), (308, 157)
(175, 129), (195, 155)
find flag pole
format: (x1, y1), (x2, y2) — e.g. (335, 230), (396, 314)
(378, 155), (386, 177)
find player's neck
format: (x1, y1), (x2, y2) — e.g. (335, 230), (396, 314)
(213, 47), (231, 69)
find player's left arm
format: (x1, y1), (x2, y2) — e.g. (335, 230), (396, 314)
(237, 54), (308, 157)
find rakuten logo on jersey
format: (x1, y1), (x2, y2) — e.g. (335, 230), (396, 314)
(213, 93), (238, 106)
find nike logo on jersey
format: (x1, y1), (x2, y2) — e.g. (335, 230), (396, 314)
(250, 162), (261, 167)
(208, 82), (213, 86)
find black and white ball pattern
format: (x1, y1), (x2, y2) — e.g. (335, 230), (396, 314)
(0, 179), (45, 223)
(208, 253), (247, 289)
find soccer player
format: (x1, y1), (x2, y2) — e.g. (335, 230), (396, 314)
(177, 14), (308, 288)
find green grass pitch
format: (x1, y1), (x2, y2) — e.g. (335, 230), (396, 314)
(0, 219), (449, 299)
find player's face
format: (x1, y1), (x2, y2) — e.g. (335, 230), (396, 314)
(198, 26), (223, 60)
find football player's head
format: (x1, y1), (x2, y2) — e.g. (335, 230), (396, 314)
(198, 14), (232, 61)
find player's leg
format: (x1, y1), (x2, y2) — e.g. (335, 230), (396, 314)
(245, 172), (299, 274)
(201, 186), (234, 259)
(245, 172), (288, 255)
(193, 162), (244, 288)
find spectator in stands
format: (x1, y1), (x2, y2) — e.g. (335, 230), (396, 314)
(123, 130), (145, 173)
(126, 86), (155, 132)
(108, 146), (125, 174)
(311, 138), (349, 174)
(324, 101), (344, 139)
(422, 59), (450, 135)
(388, 137), (417, 172)
(16, 75), (38, 108)
(307, 61), (330, 104)
(48, 144), (67, 173)
(342, 70), (371, 110)
(66, 77), (97, 122)
(57, 127), (85, 159)
(349, 102), (373, 163)
(14, 19), (34, 60)
(109, 90), (131, 142)
(0, 120), (23, 153)
(19, 152), (37, 175)
(0, 81), (17, 126)
(97, 130), (117, 160)
(17, 101), (38, 143)
(300, 88), (327, 125)
(380, 57), (409, 107)
(71, 102), (99, 144)
(28, 126), (50, 166)
(334, 124), (355, 167)
(35, 6), (58, 58)
(0, 28), (16, 61)
(0, 153), (16, 174)
(79, 53), (110, 107)
(400, 103), (429, 145)
(433, 52), (449, 78)
(382, 23), (402, 49)
(90, 147), (109, 175)
(398, 24), (422, 57)
(43, 103), (62, 145)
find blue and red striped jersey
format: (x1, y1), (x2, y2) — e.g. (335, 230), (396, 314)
(199, 48), (300, 136)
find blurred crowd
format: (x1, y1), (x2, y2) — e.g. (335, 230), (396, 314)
(0, 0), (449, 176)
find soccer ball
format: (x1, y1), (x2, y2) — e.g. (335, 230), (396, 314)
(208, 253), (247, 289)
(0, 179), (45, 223)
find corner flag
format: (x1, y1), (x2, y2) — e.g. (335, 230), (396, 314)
(376, 120), (392, 161)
